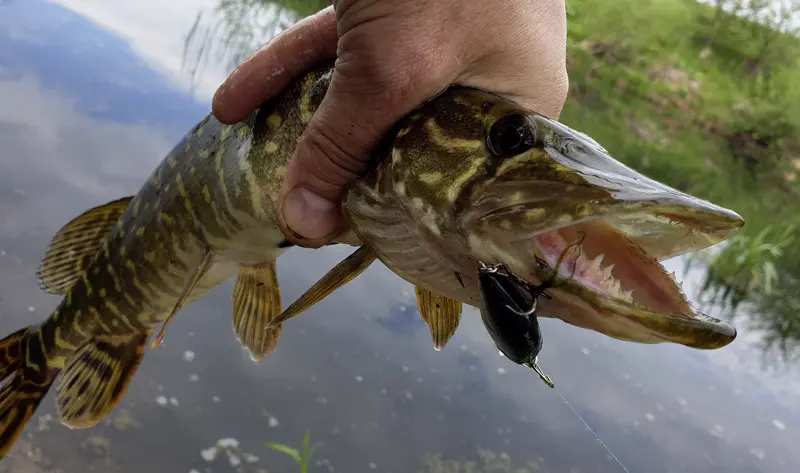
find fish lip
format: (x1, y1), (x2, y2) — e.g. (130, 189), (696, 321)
(537, 276), (738, 350)
(461, 115), (743, 349)
(485, 219), (740, 350)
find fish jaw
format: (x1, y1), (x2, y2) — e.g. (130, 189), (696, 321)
(345, 84), (743, 350)
(459, 115), (743, 350)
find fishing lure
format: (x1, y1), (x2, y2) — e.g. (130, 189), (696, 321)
(477, 262), (554, 388)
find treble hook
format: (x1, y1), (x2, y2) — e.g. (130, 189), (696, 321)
(478, 261), (543, 316)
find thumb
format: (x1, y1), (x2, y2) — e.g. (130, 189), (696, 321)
(278, 50), (448, 247)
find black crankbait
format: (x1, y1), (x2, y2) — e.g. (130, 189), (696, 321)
(477, 262), (554, 388)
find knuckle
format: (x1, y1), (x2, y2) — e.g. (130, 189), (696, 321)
(298, 123), (369, 196)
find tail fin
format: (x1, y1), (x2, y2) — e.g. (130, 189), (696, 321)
(0, 326), (56, 458)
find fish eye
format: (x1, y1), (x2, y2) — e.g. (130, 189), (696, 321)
(487, 113), (536, 159)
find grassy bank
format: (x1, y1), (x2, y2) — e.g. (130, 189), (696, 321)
(184, 0), (800, 357)
(560, 0), (800, 359)
(562, 0), (800, 237)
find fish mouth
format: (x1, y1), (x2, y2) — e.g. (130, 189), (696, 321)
(463, 116), (744, 349)
(526, 219), (737, 349)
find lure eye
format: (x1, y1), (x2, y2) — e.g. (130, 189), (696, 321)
(477, 268), (543, 365)
(487, 113), (536, 159)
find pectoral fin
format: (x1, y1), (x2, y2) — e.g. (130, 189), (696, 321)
(151, 249), (214, 348)
(232, 261), (282, 362)
(56, 331), (150, 429)
(414, 286), (462, 351)
(37, 196), (134, 294)
(271, 245), (377, 327)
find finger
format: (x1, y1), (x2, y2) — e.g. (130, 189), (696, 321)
(276, 45), (454, 247)
(212, 6), (338, 124)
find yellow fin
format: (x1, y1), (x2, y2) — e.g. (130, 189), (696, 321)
(232, 262), (283, 362)
(151, 249), (214, 348)
(56, 332), (149, 429)
(0, 327), (54, 458)
(271, 245), (377, 327)
(37, 196), (134, 294)
(414, 286), (462, 351)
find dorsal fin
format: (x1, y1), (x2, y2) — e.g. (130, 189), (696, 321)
(36, 196), (134, 294)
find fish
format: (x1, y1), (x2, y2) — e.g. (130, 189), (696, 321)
(0, 59), (743, 459)
(269, 66), (746, 353)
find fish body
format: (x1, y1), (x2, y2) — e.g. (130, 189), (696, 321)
(0, 60), (744, 458)
(0, 62), (338, 456)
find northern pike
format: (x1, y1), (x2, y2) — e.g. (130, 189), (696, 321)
(0, 60), (743, 458)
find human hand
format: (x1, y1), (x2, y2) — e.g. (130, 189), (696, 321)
(212, 0), (569, 248)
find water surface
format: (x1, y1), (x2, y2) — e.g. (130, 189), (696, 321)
(0, 2), (797, 472)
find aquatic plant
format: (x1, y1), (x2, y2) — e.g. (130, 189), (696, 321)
(265, 431), (321, 473)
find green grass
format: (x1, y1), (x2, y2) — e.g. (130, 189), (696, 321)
(561, 0), (800, 235)
(560, 0), (800, 359)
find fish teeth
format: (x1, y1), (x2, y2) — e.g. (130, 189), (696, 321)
(592, 253), (605, 272)
(611, 279), (622, 296)
(601, 263), (615, 281)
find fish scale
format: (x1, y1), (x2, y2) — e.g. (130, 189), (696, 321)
(0, 59), (744, 463)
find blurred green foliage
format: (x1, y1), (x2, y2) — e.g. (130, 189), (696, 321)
(418, 448), (555, 473)
(265, 431), (321, 473)
(183, 0), (800, 359)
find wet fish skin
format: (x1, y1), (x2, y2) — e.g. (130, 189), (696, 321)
(0, 61), (343, 458)
(276, 68), (745, 353)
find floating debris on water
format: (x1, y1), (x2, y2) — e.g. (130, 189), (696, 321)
(155, 396), (168, 406)
(581, 347), (591, 355)
(81, 436), (110, 457)
(170, 397), (179, 407)
(212, 396), (221, 403)
(404, 391), (414, 401)
(189, 374), (199, 382)
(645, 413), (655, 422)
(110, 409), (139, 431)
(183, 350), (196, 362)
(26, 306), (34, 313)
(497, 368), (506, 374)
(201, 446), (217, 462)
(773, 420), (786, 431)
(677, 398), (688, 407)
(268, 416), (279, 428)
(201, 438), (261, 468)
(36, 414), (54, 432)
(368, 462), (377, 469)
(355, 375), (363, 383)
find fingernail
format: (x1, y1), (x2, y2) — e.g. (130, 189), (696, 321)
(281, 188), (338, 240)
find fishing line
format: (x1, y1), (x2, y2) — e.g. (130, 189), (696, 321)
(553, 386), (632, 473)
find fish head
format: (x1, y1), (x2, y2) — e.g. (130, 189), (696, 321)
(374, 86), (744, 349)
